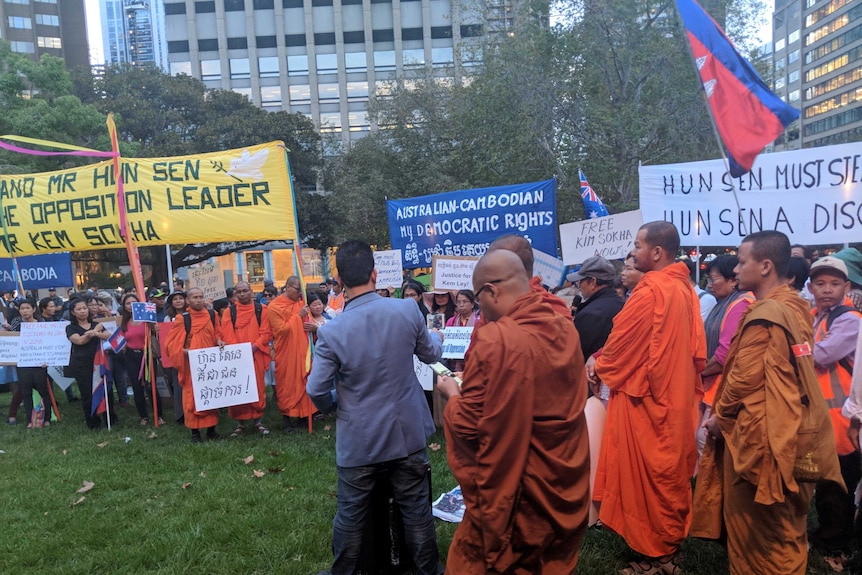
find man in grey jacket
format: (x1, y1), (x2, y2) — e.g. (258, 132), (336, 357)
(307, 240), (444, 575)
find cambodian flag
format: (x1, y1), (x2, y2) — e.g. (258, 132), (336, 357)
(675, 0), (799, 177)
(579, 169), (609, 219)
(132, 301), (157, 322)
(91, 347), (109, 416)
(107, 327), (126, 353)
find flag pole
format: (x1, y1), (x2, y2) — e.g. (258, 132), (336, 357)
(673, 1), (748, 236)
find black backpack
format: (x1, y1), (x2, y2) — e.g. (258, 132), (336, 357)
(228, 302), (262, 328)
(182, 309), (216, 334)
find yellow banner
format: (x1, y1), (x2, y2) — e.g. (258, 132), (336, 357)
(0, 141), (296, 256)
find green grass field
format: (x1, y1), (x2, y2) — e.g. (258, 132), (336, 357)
(0, 388), (840, 574)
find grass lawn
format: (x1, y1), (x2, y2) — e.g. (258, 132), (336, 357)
(0, 387), (840, 574)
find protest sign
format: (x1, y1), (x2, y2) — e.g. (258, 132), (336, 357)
(188, 263), (226, 300)
(188, 342), (257, 411)
(18, 321), (71, 367)
(532, 248), (566, 288)
(387, 179), (558, 268)
(0, 332), (19, 365)
(47, 365), (76, 391)
(442, 327), (473, 359)
(413, 355), (434, 392)
(158, 322), (174, 368)
(639, 142), (862, 245)
(374, 249), (403, 290)
(0, 142), (296, 257)
(0, 253), (73, 291)
(560, 210), (643, 265)
(432, 256), (479, 291)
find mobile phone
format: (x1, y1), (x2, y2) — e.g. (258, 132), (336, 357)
(429, 362), (463, 388)
(426, 313), (445, 330)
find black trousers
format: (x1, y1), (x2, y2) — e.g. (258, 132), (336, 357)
(813, 450), (862, 553)
(70, 366), (115, 429)
(18, 367), (51, 424)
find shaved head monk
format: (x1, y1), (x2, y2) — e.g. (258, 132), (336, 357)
(589, 221), (705, 574)
(693, 231), (843, 574)
(438, 249), (590, 574)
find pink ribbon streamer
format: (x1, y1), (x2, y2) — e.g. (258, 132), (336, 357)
(0, 140), (117, 158)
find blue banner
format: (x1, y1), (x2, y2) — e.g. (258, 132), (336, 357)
(387, 179), (558, 269)
(0, 253), (73, 291)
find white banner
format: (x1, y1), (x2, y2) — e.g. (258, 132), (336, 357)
(532, 248), (566, 287)
(18, 321), (71, 367)
(432, 256), (479, 291)
(442, 327), (473, 359)
(639, 142), (862, 246)
(560, 210), (643, 265)
(0, 332), (19, 366)
(189, 343), (258, 411)
(374, 249), (403, 290)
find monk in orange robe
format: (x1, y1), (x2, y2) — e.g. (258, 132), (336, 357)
(221, 281), (273, 436)
(590, 221), (705, 574)
(438, 250), (590, 574)
(267, 275), (314, 431)
(164, 287), (224, 443)
(693, 231), (843, 575)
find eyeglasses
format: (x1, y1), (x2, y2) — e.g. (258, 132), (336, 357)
(475, 279), (503, 298)
(285, 284), (300, 292)
(706, 276), (724, 285)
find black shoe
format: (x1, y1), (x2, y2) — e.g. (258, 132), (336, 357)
(191, 433), (202, 443)
(206, 431), (221, 441)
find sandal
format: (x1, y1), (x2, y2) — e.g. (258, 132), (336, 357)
(620, 555), (682, 575)
(140, 418), (149, 426)
(157, 418), (166, 426)
(229, 424), (245, 438)
(255, 422), (270, 436)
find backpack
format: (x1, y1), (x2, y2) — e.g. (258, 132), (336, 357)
(182, 309), (216, 334)
(229, 302), (262, 328)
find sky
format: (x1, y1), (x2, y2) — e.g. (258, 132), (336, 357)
(84, 0), (104, 65)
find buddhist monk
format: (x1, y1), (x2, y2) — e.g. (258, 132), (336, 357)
(438, 249), (590, 574)
(221, 281), (273, 436)
(589, 221), (705, 574)
(693, 231), (843, 575)
(267, 275), (314, 432)
(164, 287), (224, 443)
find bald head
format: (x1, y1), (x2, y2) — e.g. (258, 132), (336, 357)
(488, 234), (534, 276)
(472, 250), (531, 322)
(186, 287), (205, 311)
(284, 275), (302, 302)
(234, 281), (253, 304)
(633, 221), (680, 272)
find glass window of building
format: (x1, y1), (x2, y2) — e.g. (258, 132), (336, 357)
(200, 60), (222, 80)
(788, 49), (799, 64)
(348, 111), (369, 131)
(246, 253), (266, 282)
(8, 16), (32, 29)
(35, 14), (59, 26)
(10, 41), (35, 53)
(224, 0), (245, 11)
(775, 57), (785, 71)
(789, 70), (799, 83)
(318, 83), (340, 101)
(403, 48), (425, 67)
(374, 50), (395, 71)
(261, 86), (282, 107)
(289, 85), (311, 102)
(788, 89), (799, 102)
(432, 47), (454, 67)
(37, 36), (62, 49)
(375, 79), (395, 97)
(346, 81), (369, 101)
(233, 87), (252, 100)
(319, 112), (342, 132)
(230, 58), (250, 79)
(288, 55), (309, 75)
(170, 61), (193, 76)
(774, 38), (785, 51)
(344, 51), (367, 72)
(461, 44), (482, 66)
(259, 56), (280, 78)
(788, 29), (799, 44)
(775, 76), (786, 89)
(316, 53), (338, 74)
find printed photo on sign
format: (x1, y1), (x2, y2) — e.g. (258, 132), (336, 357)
(188, 343), (258, 411)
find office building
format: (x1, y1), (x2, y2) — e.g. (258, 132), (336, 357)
(101, 0), (168, 69)
(163, 0), (511, 146)
(0, 0), (89, 69)
(773, 0), (862, 149)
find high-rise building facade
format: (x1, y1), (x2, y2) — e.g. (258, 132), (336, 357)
(0, 0), (89, 69)
(101, 0), (168, 69)
(162, 0), (504, 145)
(772, 0), (862, 149)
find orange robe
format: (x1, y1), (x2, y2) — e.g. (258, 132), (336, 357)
(692, 285), (843, 575)
(164, 308), (222, 430)
(444, 290), (590, 574)
(267, 296), (313, 418)
(594, 261), (705, 557)
(221, 302), (272, 420)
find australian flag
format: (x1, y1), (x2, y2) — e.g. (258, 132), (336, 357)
(132, 301), (157, 323)
(91, 347), (109, 416)
(675, 0), (799, 177)
(579, 169), (609, 219)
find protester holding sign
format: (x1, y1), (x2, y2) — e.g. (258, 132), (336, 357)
(444, 290), (479, 372)
(120, 294), (163, 427)
(66, 298), (111, 429)
(10, 299), (53, 428)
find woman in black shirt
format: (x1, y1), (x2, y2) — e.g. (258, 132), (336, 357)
(65, 298), (110, 429)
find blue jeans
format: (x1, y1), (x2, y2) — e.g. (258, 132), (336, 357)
(331, 449), (440, 575)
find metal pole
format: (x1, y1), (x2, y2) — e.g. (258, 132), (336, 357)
(166, 244), (174, 289)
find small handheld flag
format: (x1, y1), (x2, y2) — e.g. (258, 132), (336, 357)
(579, 169), (609, 219)
(675, 0), (799, 177)
(132, 301), (157, 323)
(107, 327), (126, 353)
(91, 348), (109, 416)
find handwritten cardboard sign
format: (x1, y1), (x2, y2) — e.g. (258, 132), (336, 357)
(18, 321), (71, 367)
(374, 249), (403, 290)
(188, 342), (257, 411)
(413, 355), (434, 392)
(559, 209), (643, 265)
(432, 256), (479, 291)
(441, 327), (473, 359)
(0, 332), (19, 366)
(188, 263), (226, 301)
